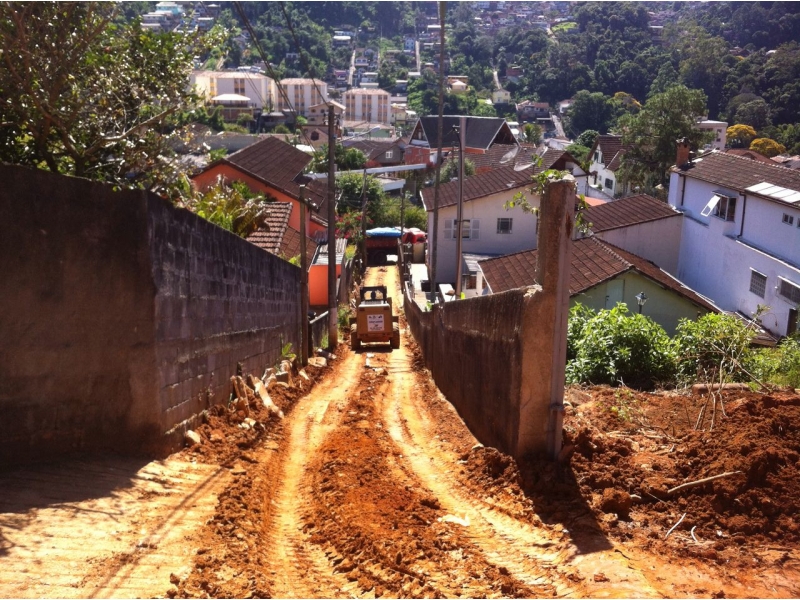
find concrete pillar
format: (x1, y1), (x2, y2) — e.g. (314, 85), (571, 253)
(517, 176), (575, 459)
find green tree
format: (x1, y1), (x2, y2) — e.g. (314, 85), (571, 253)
(576, 129), (599, 149)
(618, 85), (710, 189)
(567, 90), (615, 136)
(0, 3), (215, 194)
(180, 177), (273, 237)
(439, 158), (476, 184)
(523, 123), (542, 145)
(735, 98), (772, 131)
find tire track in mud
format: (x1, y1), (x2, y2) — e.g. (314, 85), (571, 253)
(303, 361), (552, 598)
(261, 352), (364, 599)
(383, 267), (664, 598)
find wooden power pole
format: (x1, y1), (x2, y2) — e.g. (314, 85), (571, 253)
(327, 104), (338, 349)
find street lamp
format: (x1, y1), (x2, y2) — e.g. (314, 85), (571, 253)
(635, 292), (648, 314)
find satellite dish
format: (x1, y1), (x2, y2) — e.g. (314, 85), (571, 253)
(499, 145), (520, 164)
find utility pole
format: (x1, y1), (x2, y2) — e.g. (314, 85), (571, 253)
(327, 104), (338, 349)
(430, 0), (447, 298)
(299, 185), (309, 366)
(454, 116), (466, 298)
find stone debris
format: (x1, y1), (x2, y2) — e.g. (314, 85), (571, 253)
(184, 430), (202, 447)
(307, 357), (327, 368)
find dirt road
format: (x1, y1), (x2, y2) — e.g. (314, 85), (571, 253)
(2, 263), (799, 598)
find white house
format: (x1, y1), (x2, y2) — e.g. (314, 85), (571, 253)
(420, 150), (585, 289)
(668, 148), (800, 337)
(588, 134), (630, 198)
(190, 71), (277, 112)
(580, 193), (684, 275)
(696, 119), (728, 152)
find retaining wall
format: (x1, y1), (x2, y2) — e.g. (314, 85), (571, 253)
(404, 178), (575, 459)
(0, 164), (301, 465)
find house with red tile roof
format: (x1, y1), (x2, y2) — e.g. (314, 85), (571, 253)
(588, 134), (631, 198)
(478, 237), (718, 334)
(668, 150), (800, 337)
(245, 202), (318, 262)
(191, 136), (329, 238)
(580, 193), (683, 274)
(420, 149), (585, 288)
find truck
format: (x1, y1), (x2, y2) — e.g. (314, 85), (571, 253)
(350, 286), (400, 351)
(364, 227), (401, 264)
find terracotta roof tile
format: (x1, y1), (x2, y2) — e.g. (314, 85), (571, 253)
(480, 237), (717, 312)
(674, 152), (800, 204)
(422, 149), (580, 211)
(583, 194), (680, 233)
(246, 202), (293, 254)
(219, 137), (328, 215)
(246, 202), (318, 261)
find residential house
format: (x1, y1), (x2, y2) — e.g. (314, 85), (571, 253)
(191, 70), (277, 112)
(516, 100), (550, 122)
(343, 88), (391, 124)
(403, 37), (416, 54)
(420, 149), (586, 286)
(277, 79), (329, 118)
(668, 148), (800, 337)
(588, 134), (631, 198)
(557, 99), (574, 115)
(696, 119), (728, 151)
(306, 100), (345, 131)
(191, 136), (329, 238)
(342, 140), (405, 167)
(492, 89), (512, 105)
(580, 193), (683, 275)
(404, 115), (518, 167)
(478, 237), (718, 334)
(246, 202), (318, 262)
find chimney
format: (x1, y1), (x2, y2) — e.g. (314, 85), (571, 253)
(676, 137), (691, 167)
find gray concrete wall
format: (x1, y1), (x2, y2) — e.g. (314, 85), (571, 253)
(405, 178), (575, 459)
(0, 164), (301, 465)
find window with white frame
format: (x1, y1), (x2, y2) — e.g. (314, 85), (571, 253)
(497, 218), (513, 234)
(783, 213), (795, 226)
(701, 193), (736, 221)
(443, 218), (479, 240)
(749, 270), (767, 298)
(604, 177), (613, 190)
(779, 278), (800, 303)
(713, 195), (736, 221)
(385, 150), (393, 159)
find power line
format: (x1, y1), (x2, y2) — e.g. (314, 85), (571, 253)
(232, 1), (318, 152)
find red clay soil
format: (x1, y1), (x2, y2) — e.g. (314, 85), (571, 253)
(551, 386), (800, 562)
(166, 266), (800, 599)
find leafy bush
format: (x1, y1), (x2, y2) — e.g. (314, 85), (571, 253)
(750, 336), (800, 388)
(566, 303), (676, 389)
(673, 313), (755, 384)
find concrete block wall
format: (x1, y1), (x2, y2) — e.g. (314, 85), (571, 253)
(0, 164), (301, 465)
(404, 177), (575, 459)
(147, 197), (301, 449)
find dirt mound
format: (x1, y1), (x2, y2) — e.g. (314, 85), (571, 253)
(526, 386), (800, 566)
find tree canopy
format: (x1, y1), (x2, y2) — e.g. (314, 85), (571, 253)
(0, 2), (213, 194)
(618, 85), (710, 190)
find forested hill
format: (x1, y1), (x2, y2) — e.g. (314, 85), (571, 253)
(212, 1), (800, 153)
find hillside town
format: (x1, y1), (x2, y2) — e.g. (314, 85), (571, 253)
(2, 2), (800, 599)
